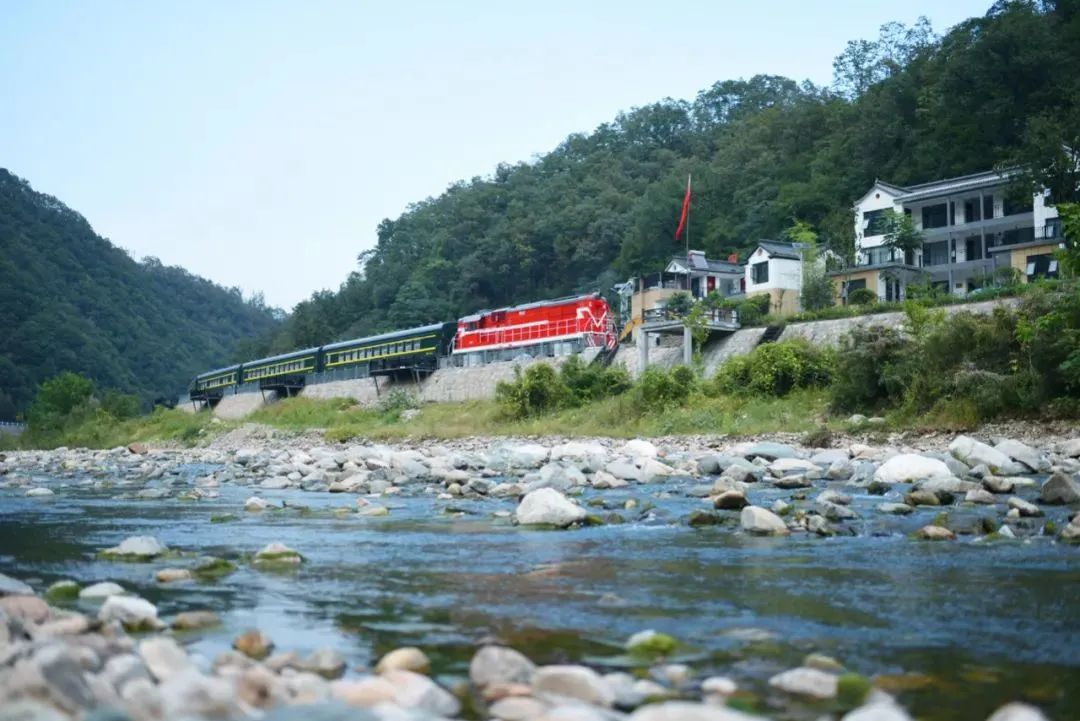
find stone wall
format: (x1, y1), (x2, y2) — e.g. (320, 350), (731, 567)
(213, 390), (277, 420)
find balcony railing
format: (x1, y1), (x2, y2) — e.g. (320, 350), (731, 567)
(643, 306), (739, 325)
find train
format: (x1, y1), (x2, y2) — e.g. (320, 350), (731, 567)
(188, 293), (618, 406)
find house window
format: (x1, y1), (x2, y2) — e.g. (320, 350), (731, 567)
(923, 241), (949, 266)
(862, 209), (890, 235)
(963, 198), (982, 223)
(921, 204), (948, 229)
(751, 261), (769, 284)
(965, 236), (983, 261)
(1025, 254), (1057, 280)
(983, 195), (994, 220)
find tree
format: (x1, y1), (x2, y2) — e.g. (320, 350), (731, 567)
(786, 221), (835, 311)
(1058, 203), (1080, 277)
(883, 211), (923, 259)
(28, 371), (95, 432)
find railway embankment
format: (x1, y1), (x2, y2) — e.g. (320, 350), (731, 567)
(205, 298), (1019, 421)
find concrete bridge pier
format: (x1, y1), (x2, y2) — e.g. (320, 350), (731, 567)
(637, 328), (649, 372)
(683, 325), (693, 365)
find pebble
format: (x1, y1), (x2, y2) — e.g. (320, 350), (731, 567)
(375, 646), (430, 675)
(233, 629), (274, 659)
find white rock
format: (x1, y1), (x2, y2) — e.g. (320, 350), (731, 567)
(99, 595), (162, 630)
(504, 443), (551, 469)
(79, 582), (125, 600)
(842, 702), (914, 721)
(1007, 496), (1042, 517)
(138, 637), (194, 681)
(532, 664), (614, 707)
(701, 676), (737, 696)
(1060, 439), (1080, 458)
(993, 439), (1044, 472)
(381, 669), (460, 716)
(628, 701), (762, 720)
(770, 458), (821, 476)
(949, 436), (1011, 473)
(739, 506), (789, 535)
(244, 496), (269, 511)
(102, 535), (168, 558)
(985, 702), (1050, 721)
(469, 645), (536, 687)
(619, 439), (658, 458)
(515, 488), (586, 527)
(768, 666), (838, 699)
(159, 670), (236, 718)
(874, 454), (952, 483)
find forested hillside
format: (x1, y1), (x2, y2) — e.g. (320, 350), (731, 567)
(267, 0), (1079, 352)
(0, 170), (281, 420)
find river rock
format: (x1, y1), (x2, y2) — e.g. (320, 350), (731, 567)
(244, 495), (270, 511)
(591, 471), (627, 489)
(138, 637), (194, 681)
(982, 476), (1015, 494)
(619, 439), (658, 458)
(1040, 470), (1080, 504)
(713, 490), (748, 510)
(253, 542), (303, 564)
(1061, 439), (1080, 458)
(905, 489), (940, 507)
(532, 664), (615, 707)
(101, 536), (168, 560)
(916, 525), (955, 541)
(381, 669), (461, 716)
(742, 441), (800, 461)
(628, 701), (762, 720)
(302, 648), (346, 679)
(770, 458), (820, 476)
(515, 488), (586, 527)
(26, 487), (55, 497)
(774, 474), (813, 489)
(155, 568), (192, 583)
(877, 502), (913, 515)
(949, 436), (1011, 473)
(994, 439), (1044, 472)
(498, 443), (550, 469)
(551, 442), (609, 472)
(99, 595), (162, 631)
(768, 666), (838, 699)
(375, 646), (430, 675)
(331, 675), (397, 706)
(79, 582), (125, 600)
(0, 595), (50, 624)
(159, 669), (236, 718)
(874, 454), (952, 483)
(171, 611), (221, 630)
(842, 702), (915, 721)
(470, 645), (536, 688)
(102, 653), (151, 692)
(739, 506), (789, 535)
(237, 664), (287, 709)
(233, 629), (274, 659)
(965, 489), (997, 505)
(720, 464), (758, 485)
(0, 572), (33, 597)
(985, 702), (1050, 721)
(1007, 496), (1042, 517)
(489, 695), (550, 720)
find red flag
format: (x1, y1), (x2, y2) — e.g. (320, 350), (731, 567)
(674, 174), (691, 241)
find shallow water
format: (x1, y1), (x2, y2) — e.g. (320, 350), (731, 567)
(2, 466), (1079, 720)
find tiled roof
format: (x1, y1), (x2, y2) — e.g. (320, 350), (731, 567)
(876, 168), (1020, 203)
(755, 240), (801, 260)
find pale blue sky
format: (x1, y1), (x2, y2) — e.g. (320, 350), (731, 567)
(1, 0), (991, 308)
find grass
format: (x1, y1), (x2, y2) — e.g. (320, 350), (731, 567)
(9, 406), (225, 450)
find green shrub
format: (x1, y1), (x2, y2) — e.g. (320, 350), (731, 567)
(100, 389), (143, 420)
(559, 355), (632, 404)
(379, 388), (419, 416)
(634, 366), (694, 409)
(723, 294), (771, 326)
(495, 363), (571, 418)
(665, 291), (693, 317)
(830, 326), (914, 411)
(847, 287), (877, 306)
(714, 340), (833, 397)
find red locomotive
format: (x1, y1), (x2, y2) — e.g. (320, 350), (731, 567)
(452, 293), (617, 359)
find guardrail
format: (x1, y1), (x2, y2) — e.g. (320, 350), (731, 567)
(0, 421), (27, 436)
(642, 307), (739, 325)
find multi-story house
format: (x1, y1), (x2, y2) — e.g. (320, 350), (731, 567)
(837, 169), (1064, 301)
(743, 240), (807, 315)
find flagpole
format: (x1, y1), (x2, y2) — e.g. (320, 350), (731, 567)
(686, 173), (690, 261)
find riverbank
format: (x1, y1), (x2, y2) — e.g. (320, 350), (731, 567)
(1, 432), (1078, 720)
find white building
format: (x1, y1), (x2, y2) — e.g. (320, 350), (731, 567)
(843, 169), (1063, 301)
(743, 240), (805, 315)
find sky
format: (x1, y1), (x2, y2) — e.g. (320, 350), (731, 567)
(1, 0), (993, 310)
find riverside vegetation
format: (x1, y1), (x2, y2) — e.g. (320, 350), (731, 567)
(4, 281), (1079, 452)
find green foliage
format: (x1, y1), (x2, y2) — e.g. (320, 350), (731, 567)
(1057, 203), (1080, 277)
(830, 326), (914, 411)
(883, 211), (923, 256)
(29, 372), (94, 423)
(634, 366), (695, 410)
(722, 294), (772, 326)
(559, 355), (632, 403)
(378, 388), (420, 417)
(847, 287), (877, 306)
(665, 291), (693, 317)
(786, 221), (836, 312)
(715, 340), (833, 397)
(260, 4), (1080, 357)
(0, 171), (281, 418)
(495, 364), (572, 418)
(100, 389), (143, 420)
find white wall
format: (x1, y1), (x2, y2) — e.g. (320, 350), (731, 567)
(854, 185), (902, 251)
(744, 247), (803, 294)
